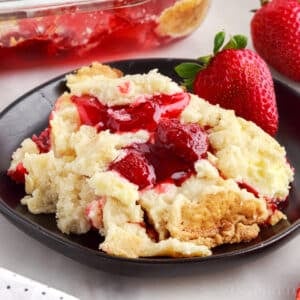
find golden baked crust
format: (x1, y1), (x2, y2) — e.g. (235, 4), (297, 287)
(167, 191), (268, 248)
(101, 223), (211, 258)
(157, 0), (211, 38)
(66, 62), (123, 85)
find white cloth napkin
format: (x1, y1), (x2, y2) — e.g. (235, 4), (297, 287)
(0, 268), (79, 300)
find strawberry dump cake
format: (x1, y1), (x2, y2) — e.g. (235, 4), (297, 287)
(7, 63), (294, 258)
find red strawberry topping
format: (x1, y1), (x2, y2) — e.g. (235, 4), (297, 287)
(110, 149), (156, 190)
(106, 101), (159, 132)
(71, 92), (190, 133)
(155, 118), (208, 162)
(71, 95), (107, 129)
(110, 119), (208, 190)
(32, 127), (51, 153)
(7, 162), (28, 184)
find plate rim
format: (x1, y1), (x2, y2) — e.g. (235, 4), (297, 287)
(0, 57), (299, 266)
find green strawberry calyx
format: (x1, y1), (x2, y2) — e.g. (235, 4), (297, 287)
(175, 31), (248, 90)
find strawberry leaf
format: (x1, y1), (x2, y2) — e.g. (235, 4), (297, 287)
(223, 34), (247, 50)
(213, 31), (225, 54)
(197, 55), (212, 65)
(223, 37), (238, 50)
(233, 35), (247, 49)
(183, 78), (195, 90)
(175, 63), (203, 79)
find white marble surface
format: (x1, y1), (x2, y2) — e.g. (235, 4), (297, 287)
(0, 0), (299, 299)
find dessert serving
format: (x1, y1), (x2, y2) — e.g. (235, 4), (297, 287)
(7, 61), (294, 259)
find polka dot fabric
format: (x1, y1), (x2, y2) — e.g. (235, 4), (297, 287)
(0, 268), (78, 300)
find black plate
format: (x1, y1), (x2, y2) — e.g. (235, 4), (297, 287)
(0, 58), (299, 276)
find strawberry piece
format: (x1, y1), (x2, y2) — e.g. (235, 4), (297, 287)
(155, 118), (208, 162)
(131, 142), (195, 186)
(32, 127), (51, 153)
(175, 32), (278, 136)
(110, 150), (156, 190)
(71, 95), (107, 129)
(107, 101), (158, 132)
(296, 288), (300, 300)
(251, 0), (300, 82)
(7, 162), (28, 184)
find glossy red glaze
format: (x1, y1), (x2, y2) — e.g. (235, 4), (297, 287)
(71, 93), (190, 132)
(73, 93), (207, 190)
(110, 119), (208, 189)
(32, 127), (51, 153)
(238, 181), (260, 198)
(155, 118), (208, 162)
(110, 149), (156, 190)
(128, 142), (195, 188)
(71, 95), (107, 128)
(7, 162), (28, 184)
(267, 201), (278, 214)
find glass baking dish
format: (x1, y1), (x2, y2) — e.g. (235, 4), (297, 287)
(0, 0), (210, 68)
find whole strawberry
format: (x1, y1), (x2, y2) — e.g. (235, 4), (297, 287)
(297, 288), (300, 300)
(251, 0), (300, 82)
(175, 32), (278, 136)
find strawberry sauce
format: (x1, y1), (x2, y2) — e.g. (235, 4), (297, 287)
(32, 127), (51, 153)
(0, 1), (177, 69)
(7, 128), (51, 183)
(238, 181), (260, 198)
(111, 143), (196, 189)
(72, 93), (208, 190)
(7, 163), (28, 184)
(71, 93), (190, 133)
